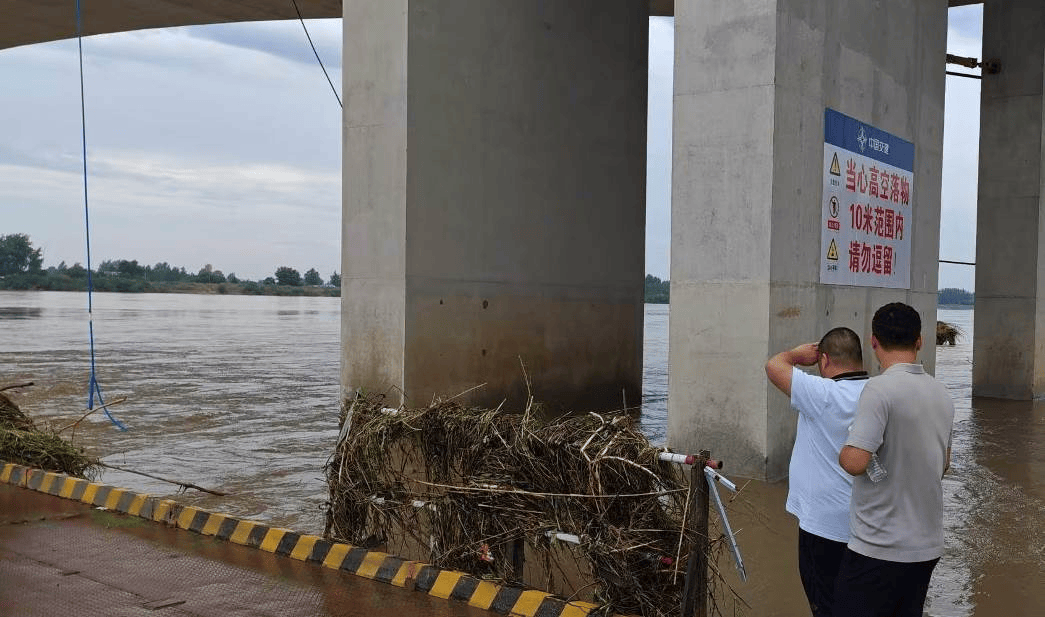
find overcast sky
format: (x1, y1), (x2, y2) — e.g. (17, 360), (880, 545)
(1, 10), (980, 288)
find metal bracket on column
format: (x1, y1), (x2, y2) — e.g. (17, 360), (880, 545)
(946, 53), (980, 69)
(945, 53), (995, 80)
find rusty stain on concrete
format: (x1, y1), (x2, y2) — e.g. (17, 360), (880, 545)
(775, 306), (802, 318)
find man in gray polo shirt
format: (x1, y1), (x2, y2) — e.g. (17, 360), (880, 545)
(836, 302), (955, 616)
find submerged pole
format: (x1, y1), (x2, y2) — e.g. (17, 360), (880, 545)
(681, 449), (710, 617)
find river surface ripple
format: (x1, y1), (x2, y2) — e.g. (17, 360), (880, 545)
(0, 293), (1035, 615)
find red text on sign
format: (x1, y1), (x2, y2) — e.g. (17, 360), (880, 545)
(848, 242), (894, 276)
(850, 203), (904, 240)
(843, 158), (911, 206)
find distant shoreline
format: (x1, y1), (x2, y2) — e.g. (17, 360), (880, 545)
(1, 284), (975, 306)
(0, 281), (340, 298)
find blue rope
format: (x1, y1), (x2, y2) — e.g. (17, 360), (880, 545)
(77, 0), (126, 431)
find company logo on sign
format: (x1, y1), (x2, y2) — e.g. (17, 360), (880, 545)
(857, 126), (890, 156)
(868, 137), (889, 155)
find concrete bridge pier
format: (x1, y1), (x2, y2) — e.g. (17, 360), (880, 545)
(973, 0), (1045, 400)
(667, 1), (948, 479)
(340, 1), (648, 411)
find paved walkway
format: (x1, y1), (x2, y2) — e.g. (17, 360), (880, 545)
(0, 483), (492, 617)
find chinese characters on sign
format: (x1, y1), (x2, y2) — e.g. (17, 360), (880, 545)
(821, 108), (914, 288)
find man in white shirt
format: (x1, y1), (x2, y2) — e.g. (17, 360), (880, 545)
(766, 327), (867, 617)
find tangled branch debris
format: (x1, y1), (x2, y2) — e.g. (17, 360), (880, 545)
(936, 321), (964, 346)
(0, 390), (99, 479)
(324, 392), (740, 617)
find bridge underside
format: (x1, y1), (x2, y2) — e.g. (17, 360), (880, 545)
(1, 0), (341, 51)
(3, 1), (982, 51)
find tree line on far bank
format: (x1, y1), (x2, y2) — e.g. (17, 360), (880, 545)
(937, 287), (973, 306)
(1, 234), (978, 304)
(0, 233), (340, 297)
(644, 277), (975, 306)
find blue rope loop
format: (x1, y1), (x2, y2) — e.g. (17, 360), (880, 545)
(77, 0), (126, 431)
(87, 374), (128, 431)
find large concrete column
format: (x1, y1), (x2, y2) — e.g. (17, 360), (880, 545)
(973, 0), (1045, 400)
(668, 1), (947, 479)
(340, 1), (648, 411)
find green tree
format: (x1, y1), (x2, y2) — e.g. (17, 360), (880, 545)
(303, 268), (322, 286)
(66, 263), (87, 279)
(150, 262), (188, 282)
(644, 274), (670, 304)
(195, 264), (226, 284)
(329, 272), (341, 288)
(106, 259), (145, 278)
(0, 234), (44, 276)
(274, 267), (301, 286)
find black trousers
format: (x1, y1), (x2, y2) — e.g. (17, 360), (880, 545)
(833, 547), (939, 617)
(798, 528), (848, 617)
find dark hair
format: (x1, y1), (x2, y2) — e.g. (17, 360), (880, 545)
(818, 327), (863, 367)
(872, 302), (922, 350)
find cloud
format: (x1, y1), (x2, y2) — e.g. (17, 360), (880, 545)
(73, 18), (343, 83)
(0, 22), (342, 282)
(937, 5), (983, 291)
(645, 17), (674, 280)
(948, 6), (983, 44)
(0, 26), (342, 168)
(0, 150), (340, 281)
(185, 19), (342, 71)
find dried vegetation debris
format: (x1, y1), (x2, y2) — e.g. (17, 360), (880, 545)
(0, 389), (99, 479)
(324, 392), (737, 617)
(936, 320), (964, 345)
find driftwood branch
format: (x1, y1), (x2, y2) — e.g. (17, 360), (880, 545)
(408, 477), (683, 499)
(99, 462), (228, 496)
(0, 381), (34, 393)
(57, 397), (128, 434)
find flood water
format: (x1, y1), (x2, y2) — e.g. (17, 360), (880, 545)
(0, 292), (1038, 616)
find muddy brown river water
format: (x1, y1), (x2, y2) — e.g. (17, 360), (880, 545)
(0, 291), (1038, 616)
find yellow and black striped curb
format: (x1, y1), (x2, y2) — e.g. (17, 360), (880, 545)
(1, 463), (615, 617)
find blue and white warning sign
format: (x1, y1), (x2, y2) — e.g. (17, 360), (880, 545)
(821, 108), (914, 288)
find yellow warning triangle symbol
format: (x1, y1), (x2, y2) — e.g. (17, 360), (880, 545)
(827, 239), (839, 261)
(829, 153), (841, 176)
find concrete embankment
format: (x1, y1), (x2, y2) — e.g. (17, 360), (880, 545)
(0, 463), (608, 617)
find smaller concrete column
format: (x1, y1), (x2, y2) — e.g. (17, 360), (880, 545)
(973, 0), (1045, 399)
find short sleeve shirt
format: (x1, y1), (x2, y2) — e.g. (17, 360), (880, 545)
(846, 363), (955, 562)
(787, 367), (865, 542)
